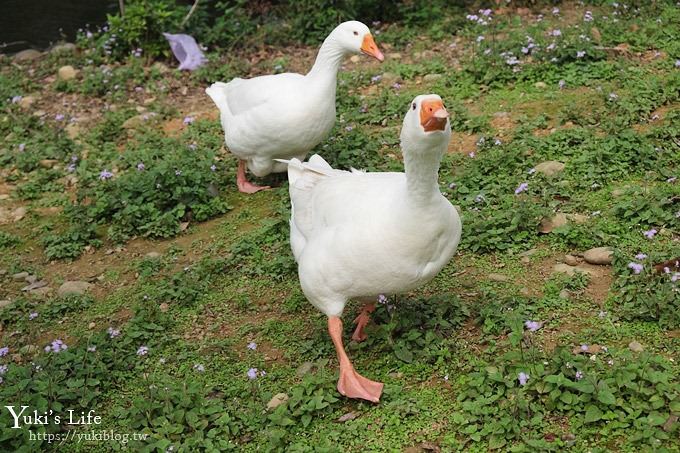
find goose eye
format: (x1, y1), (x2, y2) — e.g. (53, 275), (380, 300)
(353, 31), (359, 36)
(412, 103), (416, 110)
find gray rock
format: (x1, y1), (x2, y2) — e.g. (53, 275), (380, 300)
(559, 289), (570, 299)
(583, 247), (613, 265)
(58, 65), (77, 81)
(28, 287), (52, 297)
(267, 393), (289, 410)
(535, 161), (566, 177)
(50, 43), (77, 54)
(57, 281), (92, 297)
(564, 255), (579, 266)
(520, 248), (538, 257)
(423, 73), (443, 82)
(380, 72), (399, 84)
(25, 274), (37, 284)
(145, 252), (162, 259)
(628, 341), (644, 352)
(296, 361), (314, 377)
(538, 213), (568, 233)
(534, 81), (547, 89)
(488, 273), (509, 282)
(14, 49), (42, 62)
(22, 280), (48, 291)
(553, 263), (592, 277)
(12, 272), (29, 280)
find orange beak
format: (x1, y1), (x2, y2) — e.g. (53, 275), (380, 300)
(360, 34), (384, 62)
(420, 99), (449, 132)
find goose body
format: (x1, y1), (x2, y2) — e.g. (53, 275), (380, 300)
(282, 95), (462, 402)
(206, 21), (383, 193)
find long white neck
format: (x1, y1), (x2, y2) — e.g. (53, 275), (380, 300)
(306, 34), (346, 85)
(401, 132), (447, 203)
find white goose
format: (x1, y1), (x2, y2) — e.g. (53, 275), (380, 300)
(205, 21), (384, 193)
(281, 94), (462, 402)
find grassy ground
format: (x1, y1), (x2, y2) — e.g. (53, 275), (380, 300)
(1, 1), (679, 451)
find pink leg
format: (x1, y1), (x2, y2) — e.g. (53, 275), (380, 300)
(236, 160), (270, 194)
(351, 302), (376, 342)
(328, 317), (383, 402)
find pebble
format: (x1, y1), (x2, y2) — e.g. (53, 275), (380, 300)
(25, 275), (37, 284)
(13, 49), (42, 62)
(488, 273), (509, 282)
(159, 303), (169, 312)
(534, 161), (566, 177)
(628, 341), (644, 352)
(564, 255), (579, 266)
(57, 65), (77, 81)
(50, 42), (77, 54)
(18, 96), (35, 109)
(296, 361), (314, 377)
(88, 322), (96, 329)
(538, 213), (567, 233)
(559, 289), (570, 299)
(552, 263), (592, 277)
(583, 247), (613, 265)
(423, 73), (443, 82)
(145, 251), (162, 259)
(57, 281), (93, 297)
(28, 287), (52, 298)
(267, 393), (289, 410)
(12, 272), (29, 280)
(39, 159), (58, 169)
(22, 280), (48, 291)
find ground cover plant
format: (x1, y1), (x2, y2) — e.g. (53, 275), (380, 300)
(0, 1), (679, 451)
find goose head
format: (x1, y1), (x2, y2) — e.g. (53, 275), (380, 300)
(400, 94), (451, 153)
(331, 21), (384, 62)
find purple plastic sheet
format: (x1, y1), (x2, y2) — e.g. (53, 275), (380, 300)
(163, 32), (207, 71)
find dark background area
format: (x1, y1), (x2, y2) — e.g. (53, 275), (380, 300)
(1, 0), (117, 52)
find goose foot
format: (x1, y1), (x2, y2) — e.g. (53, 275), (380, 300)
(337, 363), (384, 403)
(328, 316), (383, 403)
(351, 302), (376, 342)
(237, 160), (270, 194)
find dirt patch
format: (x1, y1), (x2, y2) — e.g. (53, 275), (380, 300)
(447, 132), (478, 154)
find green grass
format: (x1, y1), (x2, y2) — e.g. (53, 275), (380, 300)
(1, 1), (679, 451)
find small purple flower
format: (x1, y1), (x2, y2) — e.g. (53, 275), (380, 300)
(527, 168), (536, 175)
(671, 272), (680, 283)
(87, 346), (96, 352)
(552, 7), (560, 15)
(635, 253), (647, 260)
(260, 370), (266, 377)
(371, 75), (382, 83)
(18, 143), (25, 152)
(476, 35), (485, 43)
(0, 364), (7, 375)
(643, 228), (657, 239)
(448, 182), (457, 189)
(608, 93), (618, 101)
(524, 320), (542, 332)
(518, 372), (529, 386)
(11, 95), (22, 104)
(0, 347), (8, 357)
(667, 177), (676, 183)
(598, 311), (607, 318)
(607, 359), (614, 365)
(345, 125), (353, 132)
(99, 169), (113, 180)
(480, 9), (492, 17)
(391, 82), (401, 89)
(137, 162), (145, 171)
(521, 47), (529, 55)
(107, 327), (120, 338)
(188, 143), (197, 150)
(175, 170), (182, 176)
(55, 114), (65, 122)
(29, 312), (38, 320)
(627, 262), (644, 274)
(136, 346), (149, 356)
(474, 194), (485, 203)
(575, 370), (584, 380)
(194, 363), (205, 372)
(576, 50), (586, 58)
(67, 163), (76, 173)
(580, 344), (589, 351)
(183, 116), (194, 125)
(675, 60), (680, 68)
(132, 48), (142, 58)
(377, 294), (388, 304)
(468, 151), (476, 158)
(515, 182), (529, 195)
(47, 339), (67, 353)
(551, 29), (562, 37)
(583, 11), (593, 22)
(494, 139), (502, 146)
(210, 164), (217, 172)
(247, 367), (258, 380)
(135, 86), (144, 92)
(247, 342), (257, 350)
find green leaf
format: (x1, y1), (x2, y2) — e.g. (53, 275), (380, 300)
(584, 405), (603, 423)
(393, 344), (413, 363)
(597, 391), (616, 406)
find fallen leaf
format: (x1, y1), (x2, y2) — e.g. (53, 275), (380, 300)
(337, 411), (359, 423)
